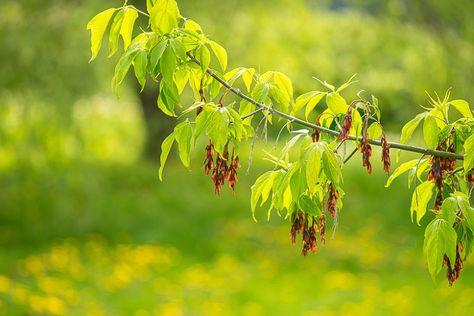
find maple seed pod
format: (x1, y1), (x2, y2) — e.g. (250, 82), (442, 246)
(327, 184), (339, 217)
(204, 141), (215, 176)
(226, 148), (240, 193)
(311, 129), (321, 143)
(319, 214), (326, 244)
(290, 211), (319, 255)
(466, 171), (474, 184)
(358, 138), (372, 174)
(339, 107), (353, 141)
(381, 133), (390, 174)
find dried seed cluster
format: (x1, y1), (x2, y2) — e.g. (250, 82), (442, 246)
(444, 244), (464, 286)
(427, 141), (456, 210)
(290, 211), (319, 256)
(381, 133), (390, 174)
(359, 138), (372, 174)
(327, 184), (339, 217)
(204, 141), (240, 194)
(339, 107), (353, 141)
(290, 184), (339, 255)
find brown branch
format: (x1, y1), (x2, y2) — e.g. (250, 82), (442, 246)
(187, 53), (464, 161)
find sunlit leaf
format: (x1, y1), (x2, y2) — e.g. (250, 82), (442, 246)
(87, 8), (116, 61)
(133, 49), (148, 91)
(423, 218), (457, 278)
(450, 100), (473, 119)
(463, 132), (474, 173)
(385, 159), (425, 187)
(208, 40), (227, 71)
(400, 112), (427, 144)
(410, 181), (435, 224)
(174, 120), (193, 167)
(158, 131), (176, 180)
(423, 115), (438, 149)
(120, 7), (138, 50)
(326, 92), (347, 115)
(108, 9), (125, 57)
(150, 0), (180, 34)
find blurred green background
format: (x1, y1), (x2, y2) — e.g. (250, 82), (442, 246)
(1, 0), (474, 315)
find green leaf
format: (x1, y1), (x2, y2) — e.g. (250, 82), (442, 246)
(304, 92), (325, 120)
(350, 109), (363, 136)
(336, 74), (357, 93)
(440, 197), (458, 225)
(199, 45), (211, 73)
(108, 9), (125, 57)
(242, 68), (255, 93)
(306, 143), (322, 191)
(367, 122), (382, 139)
(252, 83), (270, 104)
(112, 48), (140, 93)
(423, 218), (457, 278)
(158, 131), (175, 180)
(423, 115), (438, 149)
(279, 134), (304, 160)
(410, 181), (435, 224)
(206, 108), (229, 153)
(450, 100), (473, 119)
(400, 113), (426, 144)
(290, 165), (307, 201)
(174, 121), (193, 167)
(146, 0), (155, 14)
(251, 171), (274, 217)
(120, 7), (138, 50)
(208, 40), (227, 71)
(463, 205), (474, 234)
(148, 40), (168, 75)
(322, 145), (341, 185)
(174, 66), (190, 93)
(184, 19), (203, 34)
(157, 82), (178, 116)
(194, 107), (211, 139)
(150, 0), (180, 34)
(463, 132), (474, 172)
(293, 91), (318, 113)
(170, 38), (187, 60)
(274, 72), (293, 101)
(87, 8), (116, 61)
(160, 46), (176, 86)
(269, 84), (289, 113)
(385, 159), (424, 187)
(133, 50), (147, 91)
(326, 93), (348, 115)
(298, 195), (320, 216)
(313, 77), (335, 91)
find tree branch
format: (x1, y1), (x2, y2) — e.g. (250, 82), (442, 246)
(187, 53), (464, 161)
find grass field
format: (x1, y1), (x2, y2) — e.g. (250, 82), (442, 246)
(0, 153), (473, 315)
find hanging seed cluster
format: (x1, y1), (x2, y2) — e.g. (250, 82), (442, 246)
(381, 133), (391, 174)
(290, 211), (319, 255)
(427, 137), (456, 210)
(339, 107), (353, 141)
(444, 244), (464, 286)
(204, 141), (240, 194)
(327, 184), (339, 217)
(290, 183), (339, 255)
(359, 137), (372, 174)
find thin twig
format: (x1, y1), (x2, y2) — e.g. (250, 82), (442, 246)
(241, 108), (264, 120)
(343, 148), (358, 164)
(187, 53), (464, 161)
